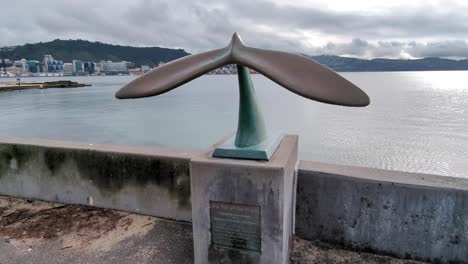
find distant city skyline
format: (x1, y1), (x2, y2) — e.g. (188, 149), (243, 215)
(0, 53), (150, 77)
(1, 0), (468, 59)
(0, 50), (239, 78)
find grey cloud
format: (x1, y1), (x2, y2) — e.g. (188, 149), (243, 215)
(308, 39), (406, 58)
(407, 41), (468, 58)
(307, 39), (468, 59)
(218, 0), (468, 41)
(1, 0), (468, 59)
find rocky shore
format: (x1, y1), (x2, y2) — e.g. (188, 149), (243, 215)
(0, 80), (91, 92)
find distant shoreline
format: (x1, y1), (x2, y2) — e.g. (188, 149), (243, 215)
(2, 69), (468, 79)
(0, 80), (91, 91)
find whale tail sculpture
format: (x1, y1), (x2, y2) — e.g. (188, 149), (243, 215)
(116, 33), (370, 160)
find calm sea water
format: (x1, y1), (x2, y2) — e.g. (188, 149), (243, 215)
(0, 72), (467, 178)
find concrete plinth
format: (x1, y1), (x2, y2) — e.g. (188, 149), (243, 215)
(190, 135), (298, 264)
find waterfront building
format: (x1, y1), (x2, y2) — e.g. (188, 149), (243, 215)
(43, 55), (64, 73)
(83, 62), (95, 74)
(43, 55), (53, 72)
(27, 60), (41, 73)
(94, 63), (101, 74)
(101, 61), (128, 74)
(72, 60), (84, 73)
(48, 60), (64, 72)
(3, 59), (12, 67)
(63, 63), (73, 75)
(13, 59), (29, 72)
(141, 65), (151, 72)
(128, 68), (143, 75)
(5, 66), (24, 75)
(124, 61), (135, 69)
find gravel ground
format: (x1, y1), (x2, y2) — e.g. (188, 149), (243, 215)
(290, 239), (425, 264)
(0, 196), (426, 264)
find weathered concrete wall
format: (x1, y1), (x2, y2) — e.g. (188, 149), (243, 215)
(296, 161), (468, 263)
(0, 137), (196, 221)
(2, 137), (467, 263)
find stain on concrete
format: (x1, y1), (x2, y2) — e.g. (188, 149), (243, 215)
(0, 143), (191, 209)
(296, 168), (468, 264)
(43, 149), (67, 174)
(71, 149), (191, 208)
(290, 238), (426, 264)
(0, 144), (37, 177)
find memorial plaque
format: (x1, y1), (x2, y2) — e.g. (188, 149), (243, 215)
(209, 201), (261, 253)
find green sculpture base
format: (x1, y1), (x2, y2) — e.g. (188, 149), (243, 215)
(212, 133), (284, 160)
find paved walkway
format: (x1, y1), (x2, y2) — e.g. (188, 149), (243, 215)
(0, 196), (424, 264)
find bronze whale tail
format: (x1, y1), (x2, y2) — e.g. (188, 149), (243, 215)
(115, 33), (369, 107)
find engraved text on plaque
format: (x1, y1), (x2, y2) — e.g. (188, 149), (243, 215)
(209, 201), (261, 253)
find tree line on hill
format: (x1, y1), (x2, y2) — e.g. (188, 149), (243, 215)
(309, 55), (468, 72)
(0, 39), (189, 67)
(1, 39), (468, 72)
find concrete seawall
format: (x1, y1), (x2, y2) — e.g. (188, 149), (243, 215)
(0, 138), (467, 263)
(296, 161), (468, 263)
(0, 137), (195, 221)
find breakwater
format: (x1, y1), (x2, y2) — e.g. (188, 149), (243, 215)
(0, 80), (90, 91)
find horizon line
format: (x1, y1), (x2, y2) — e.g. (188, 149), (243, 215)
(1, 38), (468, 62)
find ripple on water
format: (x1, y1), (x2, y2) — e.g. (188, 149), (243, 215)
(0, 73), (467, 178)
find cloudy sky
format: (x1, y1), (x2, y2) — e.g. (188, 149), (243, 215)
(2, 0), (468, 59)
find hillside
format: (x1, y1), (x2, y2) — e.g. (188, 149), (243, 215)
(309, 55), (468, 72)
(0, 39), (189, 67)
(2, 39), (468, 71)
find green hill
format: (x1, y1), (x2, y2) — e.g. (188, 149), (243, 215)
(0, 39), (190, 67)
(2, 39), (468, 72)
(308, 55), (468, 72)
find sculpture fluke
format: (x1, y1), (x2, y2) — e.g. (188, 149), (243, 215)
(115, 33), (369, 107)
(115, 48), (227, 99)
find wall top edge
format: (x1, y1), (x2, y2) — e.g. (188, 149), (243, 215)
(299, 160), (468, 191)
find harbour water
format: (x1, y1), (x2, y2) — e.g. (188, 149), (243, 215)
(0, 71), (466, 178)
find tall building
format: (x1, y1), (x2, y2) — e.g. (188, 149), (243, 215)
(83, 62), (95, 74)
(43, 55), (53, 72)
(63, 63), (73, 75)
(49, 60), (64, 72)
(72, 60), (84, 73)
(27, 60), (40, 73)
(13, 59), (28, 73)
(43, 55), (64, 73)
(94, 63), (101, 74)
